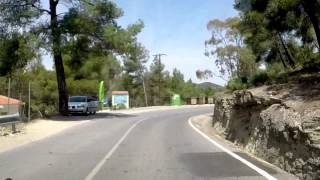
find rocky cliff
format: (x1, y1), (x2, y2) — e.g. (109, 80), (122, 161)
(213, 82), (320, 179)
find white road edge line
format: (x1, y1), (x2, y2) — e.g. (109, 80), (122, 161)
(84, 118), (146, 180)
(188, 118), (277, 180)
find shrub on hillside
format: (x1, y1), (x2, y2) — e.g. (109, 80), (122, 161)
(266, 63), (288, 84)
(227, 78), (248, 91)
(249, 71), (269, 86)
(273, 72), (289, 84)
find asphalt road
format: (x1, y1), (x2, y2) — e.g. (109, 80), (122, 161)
(0, 106), (294, 180)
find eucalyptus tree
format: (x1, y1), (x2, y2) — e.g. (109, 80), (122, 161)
(205, 17), (256, 79)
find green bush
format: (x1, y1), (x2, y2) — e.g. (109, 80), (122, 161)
(249, 71), (269, 86)
(226, 66), (290, 91)
(227, 78), (248, 91)
(266, 63), (288, 84)
(273, 72), (288, 84)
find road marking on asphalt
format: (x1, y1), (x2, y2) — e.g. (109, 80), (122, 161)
(84, 118), (146, 180)
(188, 118), (277, 180)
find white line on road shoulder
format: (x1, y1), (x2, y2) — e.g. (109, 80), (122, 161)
(84, 118), (146, 180)
(188, 118), (277, 180)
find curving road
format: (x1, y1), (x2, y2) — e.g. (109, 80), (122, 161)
(0, 106), (294, 180)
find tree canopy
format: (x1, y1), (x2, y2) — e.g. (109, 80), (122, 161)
(0, 0), (146, 115)
(0, 0), (219, 117)
(216, 0), (320, 90)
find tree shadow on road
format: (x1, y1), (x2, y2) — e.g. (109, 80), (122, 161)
(48, 112), (136, 122)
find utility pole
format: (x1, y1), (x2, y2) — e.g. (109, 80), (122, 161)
(153, 53), (166, 105)
(7, 78), (10, 114)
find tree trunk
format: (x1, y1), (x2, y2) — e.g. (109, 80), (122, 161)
(278, 48), (288, 68)
(50, 0), (68, 115)
(157, 56), (161, 106)
(278, 33), (295, 68)
(142, 76), (148, 107)
(302, 0), (320, 52)
(275, 36), (288, 68)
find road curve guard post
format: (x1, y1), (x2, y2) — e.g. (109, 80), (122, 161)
(208, 97), (214, 104)
(191, 97), (197, 105)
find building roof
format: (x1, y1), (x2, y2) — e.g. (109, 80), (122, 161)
(0, 95), (23, 105)
(112, 91), (129, 95)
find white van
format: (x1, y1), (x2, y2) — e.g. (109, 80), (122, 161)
(68, 96), (98, 115)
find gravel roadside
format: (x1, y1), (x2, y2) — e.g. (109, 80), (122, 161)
(0, 119), (86, 153)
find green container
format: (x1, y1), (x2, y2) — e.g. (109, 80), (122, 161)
(171, 94), (181, 106)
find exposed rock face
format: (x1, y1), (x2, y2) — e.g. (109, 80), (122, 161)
(213, 90), (320, 180)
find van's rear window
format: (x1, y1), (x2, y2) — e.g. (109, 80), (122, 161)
(69, 97), (86, 102)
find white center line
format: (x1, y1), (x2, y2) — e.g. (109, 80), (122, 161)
(84, 118), (146, 180)
(188, 118), (277, 180)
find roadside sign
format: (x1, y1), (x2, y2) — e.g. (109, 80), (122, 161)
(112, 91), (129, 109)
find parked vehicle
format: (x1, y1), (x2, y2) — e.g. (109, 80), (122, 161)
(68, 96), (98, 115)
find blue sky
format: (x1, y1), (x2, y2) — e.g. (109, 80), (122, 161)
(43, 0), (238, 85)
(115, 0), (238, 85)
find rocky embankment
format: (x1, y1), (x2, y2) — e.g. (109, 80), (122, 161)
(213, 82), (320, 179)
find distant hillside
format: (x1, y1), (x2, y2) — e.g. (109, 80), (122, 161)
(197, 82), (224, 90)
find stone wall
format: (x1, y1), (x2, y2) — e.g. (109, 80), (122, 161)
(213, 90), (320, 180)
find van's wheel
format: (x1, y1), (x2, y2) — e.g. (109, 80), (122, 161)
(93, 111), (96, 115)
(84, 108), (89, 116)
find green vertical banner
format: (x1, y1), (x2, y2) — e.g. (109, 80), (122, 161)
(99, 81), (105, 110)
